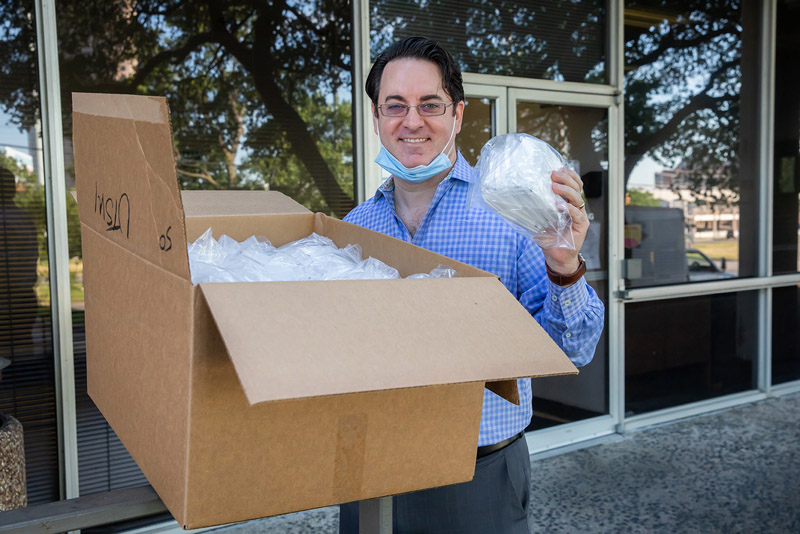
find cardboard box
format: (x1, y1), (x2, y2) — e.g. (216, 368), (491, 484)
(72, 93), (578, 529)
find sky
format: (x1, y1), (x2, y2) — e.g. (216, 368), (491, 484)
(627, 156), (663, 189)
(1, 111), (41, 179)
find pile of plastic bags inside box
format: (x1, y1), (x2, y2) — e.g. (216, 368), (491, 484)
(188, 229), (455, 284)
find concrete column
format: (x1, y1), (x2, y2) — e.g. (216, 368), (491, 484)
(0, 414), (27, 510)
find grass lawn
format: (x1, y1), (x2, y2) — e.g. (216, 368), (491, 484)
(690, 240), (739, 261)
(35, 258), (85, 306)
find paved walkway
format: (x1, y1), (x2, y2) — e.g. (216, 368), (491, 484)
(212, 392), (800, 533)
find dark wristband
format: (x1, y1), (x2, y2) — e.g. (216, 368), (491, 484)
(546, 254), (586, 287)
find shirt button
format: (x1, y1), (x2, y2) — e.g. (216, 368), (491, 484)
(551, 295), (558, 302)
(565, 332), (572, 338)
(564, 299), (571, 306)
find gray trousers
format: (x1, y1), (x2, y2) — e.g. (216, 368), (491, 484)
(339, 435), (532, 534)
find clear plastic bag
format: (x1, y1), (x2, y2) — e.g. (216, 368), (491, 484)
(188, 230), (440, 283)
(407, 264), (457, 279)
(188, 230), (461, 283)
(467, 133), (576, 250)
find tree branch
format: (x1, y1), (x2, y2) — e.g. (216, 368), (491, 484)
(211, 6), (353, 216)
(627, 26), (737, 68)
(124, 31), (219, 89)
(177, 168), (220, 187)
(625, 58), (739, 181)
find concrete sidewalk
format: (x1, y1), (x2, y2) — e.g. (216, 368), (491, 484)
(212, 392), (800, 533)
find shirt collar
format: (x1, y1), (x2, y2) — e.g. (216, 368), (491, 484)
(373, 151), (472, 202)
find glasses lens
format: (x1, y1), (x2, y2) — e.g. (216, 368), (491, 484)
(418, 103), (446, 116)
(382, 104), (408, 116)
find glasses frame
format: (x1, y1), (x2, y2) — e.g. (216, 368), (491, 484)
(377, 101), (454, 117)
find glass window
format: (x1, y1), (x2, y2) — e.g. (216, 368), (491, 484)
(371, 1), (608, 84)
(458, 97), (495, 166)
(623, 0), (760, 288)
(54, 0), (356, 502)
(515, 101), (610, 427)
(625, 291), (758, 415)
(773, 0), (800, 274)
(0, 0), (60, 506)
(772, 285), (800, 385)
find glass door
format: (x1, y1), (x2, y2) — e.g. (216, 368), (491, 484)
(508, 89), (613, 433)
(459, 85), (615, 445)
(460, 84), (507, 166)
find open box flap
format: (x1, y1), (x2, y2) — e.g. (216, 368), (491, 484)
(199, 278), (577, 406)
(181, 190), (311, 218)
(72, 93), (190, 281)
(486, 380), (520, 405)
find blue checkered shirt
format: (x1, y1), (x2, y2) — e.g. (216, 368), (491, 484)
(344, 152), (604, 446)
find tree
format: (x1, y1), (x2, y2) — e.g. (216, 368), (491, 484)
(0, 0), (355, 217)
(623, 0), (746, 202)
(370, 0), (607, 83)
(0, 153), (81, 259)
(369, 0), (753, 206)
(626, 189), (661, 207)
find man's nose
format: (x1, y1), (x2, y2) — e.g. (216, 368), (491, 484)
(402, 106), (425, 128)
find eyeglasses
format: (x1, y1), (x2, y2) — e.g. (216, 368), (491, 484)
(377, 102), (453, 117)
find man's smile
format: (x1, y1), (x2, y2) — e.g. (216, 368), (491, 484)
(400, 138), (429, 143)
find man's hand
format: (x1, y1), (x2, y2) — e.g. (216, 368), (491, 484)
(544, 168), (589, 274)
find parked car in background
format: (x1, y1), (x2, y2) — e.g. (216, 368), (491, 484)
(686, 248), (735, 282)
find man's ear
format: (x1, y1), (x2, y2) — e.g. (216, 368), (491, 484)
(372, 103), (379, 134)
(454, 100), (466, 135)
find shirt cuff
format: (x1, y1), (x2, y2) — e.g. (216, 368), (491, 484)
(546, 278), (590, 321)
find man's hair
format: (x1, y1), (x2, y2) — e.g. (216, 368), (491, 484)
(366, 36), (464, 116)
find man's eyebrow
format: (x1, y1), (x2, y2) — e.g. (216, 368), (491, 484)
(383, 94), (445, 102)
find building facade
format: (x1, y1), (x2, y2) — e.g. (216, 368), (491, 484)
(0, 0), (798, 531)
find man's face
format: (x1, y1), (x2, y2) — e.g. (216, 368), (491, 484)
(373, 58), (464, 169)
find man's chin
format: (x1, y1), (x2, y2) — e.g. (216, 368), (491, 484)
(397, 155), (433, 168)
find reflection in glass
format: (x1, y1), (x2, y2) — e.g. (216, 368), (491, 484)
(516, 103), (609, 428)
(51, 0), (356, 504)
(773, 0), (800, 274)
(56, 1), (354, 216)
(0, 0), (59, 505)
(458, 97), (494, 166)
(623, 0), (759, 288)
(626, 291), (758, 415)
(772, 285), (800, 385)
(371, 0), (607, 83)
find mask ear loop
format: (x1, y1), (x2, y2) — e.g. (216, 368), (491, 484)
(442, 114), (458, 159)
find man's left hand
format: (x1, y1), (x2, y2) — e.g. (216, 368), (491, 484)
(544, 168), (589, 274)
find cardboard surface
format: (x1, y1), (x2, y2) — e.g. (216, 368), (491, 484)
(200, 278), (576, 405)
(73, 92), (579, 529)
(185, 303), (486, 525)
(80, 227), (194, 518)
(181, 190), (311, 218)
(73, 93), (190, 281)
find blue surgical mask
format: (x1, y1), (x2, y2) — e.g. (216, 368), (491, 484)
(374, 116), (457, 183)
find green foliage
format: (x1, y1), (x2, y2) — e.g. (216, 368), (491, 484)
(242, 92), (353, 215)
(1, 0), (356, 217)
(626, 189), (662, 208)
(0, 153), (83, 259)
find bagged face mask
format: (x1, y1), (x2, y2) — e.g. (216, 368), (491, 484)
(466, 133), (576, 250)
(374, 115), (457, 183)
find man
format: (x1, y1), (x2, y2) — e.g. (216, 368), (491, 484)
(340, 37), (604, 533)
